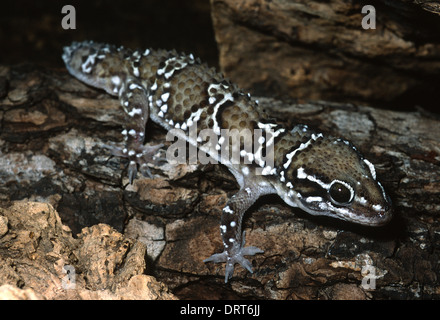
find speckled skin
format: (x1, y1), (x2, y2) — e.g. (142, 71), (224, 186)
(63, 41), (392, 283)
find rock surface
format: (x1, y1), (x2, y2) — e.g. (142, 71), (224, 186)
(210, 0), (440, 110)
(0, 201), (176, 300)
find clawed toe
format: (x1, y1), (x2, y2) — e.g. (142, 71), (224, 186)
(102, 143), (125, 157)
(140, 143), (164, 162)
(128, 160), (138, 184)
(203, 251), (228, 264)
(241, 246), (264, 256)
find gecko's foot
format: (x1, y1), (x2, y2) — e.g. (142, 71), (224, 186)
(204, 231), (263, 283)
(134, 143), (165, 179)
(103, 142), (164, 183)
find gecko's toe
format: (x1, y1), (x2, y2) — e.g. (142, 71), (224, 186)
(139, 143), (164, 163)
(128, 160), (138, 184)
(203, 251), (228, 264)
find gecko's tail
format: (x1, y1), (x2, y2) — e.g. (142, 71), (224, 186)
(62, 41), (122, 93)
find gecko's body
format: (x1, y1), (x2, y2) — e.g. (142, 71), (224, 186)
(63, 41), (392, 282)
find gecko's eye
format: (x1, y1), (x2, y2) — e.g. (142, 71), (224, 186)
(329, 180), (354, 206)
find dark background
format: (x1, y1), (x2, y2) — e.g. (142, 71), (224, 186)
(0, 0), (218, 68)
(1, 0), (439, 113)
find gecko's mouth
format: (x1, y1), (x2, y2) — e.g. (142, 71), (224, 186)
(297, 196), (393, 227)
(341, 205), (393, 227)
(349, 189), (393, 227)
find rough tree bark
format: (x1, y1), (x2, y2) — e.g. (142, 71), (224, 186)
(0, 62), (439, 299)
(210, 0), (440, 109)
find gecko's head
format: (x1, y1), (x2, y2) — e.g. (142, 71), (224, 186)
(280, 136), (392, 226)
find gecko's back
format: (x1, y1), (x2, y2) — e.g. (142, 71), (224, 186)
(63, 41), (263, 140)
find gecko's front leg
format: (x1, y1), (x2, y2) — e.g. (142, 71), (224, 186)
(105, 76), (163, 183)
(204, 177), (273, 283)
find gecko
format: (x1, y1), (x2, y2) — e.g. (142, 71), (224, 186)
(62, 41), (392, 283)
